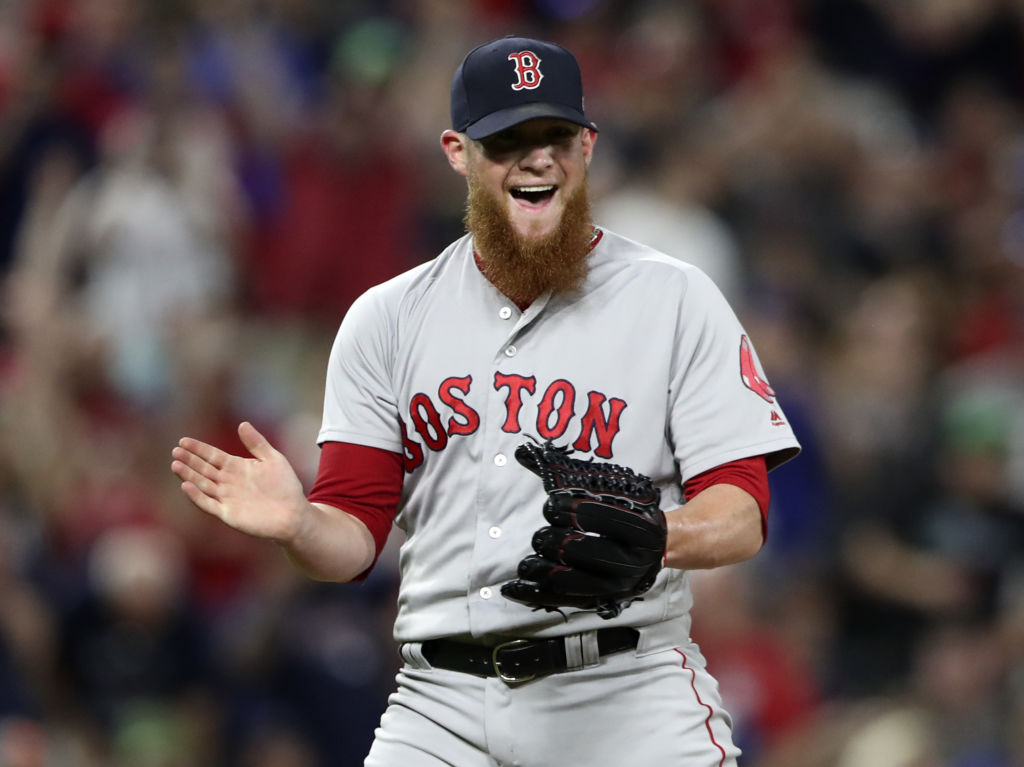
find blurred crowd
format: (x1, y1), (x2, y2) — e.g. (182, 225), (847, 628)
(1, 0), (1023, 765)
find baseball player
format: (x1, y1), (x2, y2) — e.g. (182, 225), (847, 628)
(171, 36), (801, 766)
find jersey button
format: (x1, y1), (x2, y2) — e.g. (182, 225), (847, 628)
(479, 587), (492, 599)
(504, 345), (517, 357)
(498, 306), (512, 320)
(493, 453), (507, 467)
(488, 526), (502, 539)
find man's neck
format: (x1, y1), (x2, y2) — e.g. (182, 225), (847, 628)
(473, 252), (535, 309)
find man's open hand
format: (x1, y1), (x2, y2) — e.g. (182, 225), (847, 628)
(171, 421), (307, 543)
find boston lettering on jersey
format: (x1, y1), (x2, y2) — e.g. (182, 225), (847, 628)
(399, 372), (627, 472)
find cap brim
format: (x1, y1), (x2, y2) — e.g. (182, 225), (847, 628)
(464, 102), (598, 140)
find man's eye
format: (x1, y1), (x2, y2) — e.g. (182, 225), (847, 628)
(480, 126), (578, 155)
(482, 136), (519, 154)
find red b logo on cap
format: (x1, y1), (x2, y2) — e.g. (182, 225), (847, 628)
(508, 51), (543, 90)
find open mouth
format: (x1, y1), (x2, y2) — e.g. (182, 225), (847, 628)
(510, 185), (556, 206)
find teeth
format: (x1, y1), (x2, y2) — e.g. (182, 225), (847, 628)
(514, 185), (555, 192)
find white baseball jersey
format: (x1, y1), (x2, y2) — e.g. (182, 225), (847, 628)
(318, 228), (800, 648)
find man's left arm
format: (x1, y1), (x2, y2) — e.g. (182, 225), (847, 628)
(664, 454), (770, 569)
(664, 484), (763, 570)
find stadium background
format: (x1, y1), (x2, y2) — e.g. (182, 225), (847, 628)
(1, 0), (1023, 765)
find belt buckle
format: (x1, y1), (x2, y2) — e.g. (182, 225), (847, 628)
(492, 639), (537, 686)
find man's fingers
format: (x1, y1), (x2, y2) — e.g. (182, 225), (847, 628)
(170, 445), (222, 481)
(171, 459), (222, 500)
(237, 421), (275, 461)
(179, 480), (224, 518)
(176, 437), (229, 469)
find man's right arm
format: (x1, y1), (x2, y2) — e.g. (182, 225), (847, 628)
(171, 421), (385, 583)
(283, 501), (377, 582)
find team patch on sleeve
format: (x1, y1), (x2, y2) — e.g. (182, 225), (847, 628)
(738, 334), (776, 404)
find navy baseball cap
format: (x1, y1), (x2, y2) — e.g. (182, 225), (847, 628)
(451, 36), (598, 140)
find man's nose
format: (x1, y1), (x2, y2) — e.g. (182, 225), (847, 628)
(517, 143), (555, 170)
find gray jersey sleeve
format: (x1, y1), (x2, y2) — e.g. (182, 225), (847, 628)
(667, 264), (799, 480)
(318, 285), (403, 454)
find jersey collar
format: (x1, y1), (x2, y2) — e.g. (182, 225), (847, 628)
(472, 228), (604, 311)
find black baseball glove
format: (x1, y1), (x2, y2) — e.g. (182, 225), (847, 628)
(500, 441), (667, 620)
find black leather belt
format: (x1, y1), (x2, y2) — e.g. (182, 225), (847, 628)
(420, 627), (639, 686)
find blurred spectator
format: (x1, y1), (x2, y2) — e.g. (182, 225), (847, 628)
(225, 579), (399, 766)
(58, 525), (219, 764)
(822, 271), (961, 697)
(236, 18), (426, 326)
(594, 138), (744, 301)
(804, 0), (1024, 125)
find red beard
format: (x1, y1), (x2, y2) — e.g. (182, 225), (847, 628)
(465, 175), (595, 305)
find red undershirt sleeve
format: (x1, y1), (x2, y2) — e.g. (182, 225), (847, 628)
(682, 455), (771, 542)
(306, 440), (404, 581)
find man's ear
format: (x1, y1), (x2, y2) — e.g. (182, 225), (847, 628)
(582, 127), (597, 167)
(440, 130), (470, 176)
